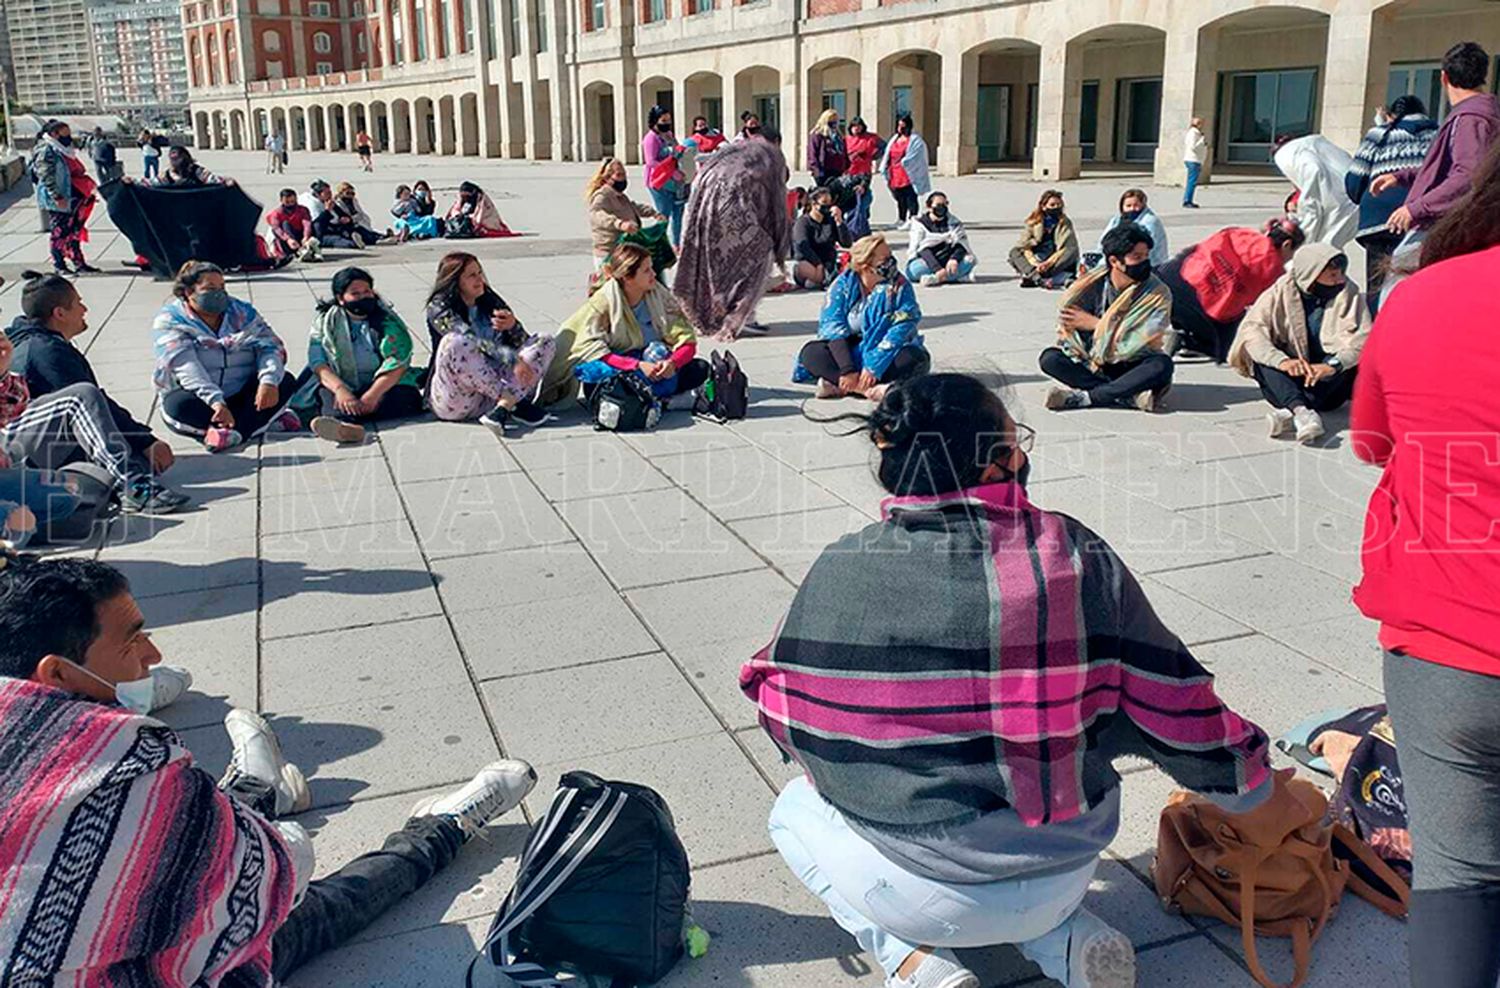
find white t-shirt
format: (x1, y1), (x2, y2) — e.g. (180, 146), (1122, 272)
(1184, 126), (1208, 164)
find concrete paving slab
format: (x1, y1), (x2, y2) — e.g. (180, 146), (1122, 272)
(1191, 634), (1383, 737)
(726, 505), (874, 582)
(103, 535), (261, 597)
(281, 915), (490, 988)
(509, 433), (673, 502)
(140, 584), (258, 731)
(625, 568), (794, 656)
(403, 470), (572, 559)
(453, 588), (659, 680)
(429, 542), (609, 613)
(262, 615), (473, 709)
(1153, 555), (1356, 629)
(654, 443), (845, 521)
(381, 426), (524, 484)
(1262, 613), (1385, 693)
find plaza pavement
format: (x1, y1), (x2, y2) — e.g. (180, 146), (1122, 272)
(0, 149), (1403, 986)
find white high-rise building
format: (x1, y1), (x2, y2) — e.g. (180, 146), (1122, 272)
(5, 0), (99, 112)
(89, 0), (190, 122)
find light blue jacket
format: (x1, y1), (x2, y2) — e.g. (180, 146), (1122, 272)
(29, 141), (74, 213)
(1096, 207), (1170, 268)
(793, 268), (924, 382)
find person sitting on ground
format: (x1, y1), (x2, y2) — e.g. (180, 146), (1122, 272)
(5, 272), (186, 515)
(1154, 217), (1306, 363)
(688, 115), (726, 154)
(134, 145), (229, 188)
(0, 341), (82, 545)
(444, 181), (516, 239)
(266, 187), (319, 261)
(1227, 242), (1369, 445)
(411, 179), (437, 217)
(315, 181), (386, 249)
(791, 186), (852, 290)
(1089, 188), (1169, 272)
(905, 191), (976, 287)
(307, 266), (426, 445)
(391, 184), (442, 242)
(1009, 189), (1078, 289)
(793, 233), (927, 403)
(0, 554), (537, 988)
(743, 372), (1272, 988)
(1040, 223), (1175, 415)
(153, 261), (303, 453)
(300, 178), (331, 222)
(586, 157), (664, 267)
(425, 252), (556, 435)
(551, 243), (709, 408)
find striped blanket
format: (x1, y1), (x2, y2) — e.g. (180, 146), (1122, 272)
(0, 678), (299, 987)
(741, 481), (1271, 830)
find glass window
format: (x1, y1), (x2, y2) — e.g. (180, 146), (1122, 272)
(316, 61), (333, 74)
(534, 0), (547, 51)
(413, 0), (427, 58)
(589, 0), (604, 30)
(313, 31), (332, 52)
(261, 28), (281, 51)
(1079, 80), (1098, 159)
(821, 90), (846, 118)
(357, 32), (367, 51)
(647, 0), (664, 19)
(753, 94), (779, 131)
(436, 0), (448, 53)
(351, 0), (365, 14)
(701, 96), (721, 130)
(309, 1), (331, 14)
(266, 58), (283, 77)
(1387, 62), (1445, 121)
(1121, 77), (1162, 162)
(890, 85), (911, 121)
(1225, 68), (1317, 162)
(508, 0), (519, 52)
(391, 0), (404, 63)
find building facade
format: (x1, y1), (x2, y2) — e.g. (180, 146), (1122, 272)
(187, 0), (1500, 188)
(6, 0), (99, 112)
(89, 0), (192, 122)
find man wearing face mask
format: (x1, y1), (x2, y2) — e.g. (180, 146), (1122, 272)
(0, 555), (538, 986)
(1228, 242), (1369, 445)
(1040, 223), (1175, 413)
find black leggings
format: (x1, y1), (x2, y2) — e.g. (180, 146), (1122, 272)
(799, 338), (930, 385)
(1251, 363), (1357, 413)
(161, 371), (304, 437)
(890, 185), (919, 223)
(319, 382), (426, 423)
(1038, 348), (1174, 407)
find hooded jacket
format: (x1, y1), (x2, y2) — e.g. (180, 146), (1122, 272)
(1392, 93), (1500, 227)
(1275, 136), (1358, 248)
(1227, 242), (1370, 377)
(6, 314), (158, 455)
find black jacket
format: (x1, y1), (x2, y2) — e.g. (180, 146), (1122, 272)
(6, 315), (157, 454)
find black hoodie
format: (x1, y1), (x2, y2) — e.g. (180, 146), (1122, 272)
(6, 314), (157, 454)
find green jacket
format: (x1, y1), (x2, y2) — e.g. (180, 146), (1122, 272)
(308, 300), (421, 389)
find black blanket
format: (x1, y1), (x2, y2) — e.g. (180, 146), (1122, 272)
(103, 182), (268, 278)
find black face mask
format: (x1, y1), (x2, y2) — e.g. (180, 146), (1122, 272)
(745, 125), (761, 135)
(343, 298), (382, 319)
(694, 126), (708, 135)
(1122, 259), (1152, 283)
(56, 134), (73, 147)
(655, 122), (672, 133)
(931, 205), (948, 220)
(1308, 280), (1344, 303)
(876, 256), (900, 282)
(610, 178), (628, 192)
(1044, 206), (1063, 217)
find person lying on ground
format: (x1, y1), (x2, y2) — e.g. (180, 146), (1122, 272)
(0, 554), (536, 988)
(553, 243), (709, 409)
(1009, 189), (1078, 289)
(905, 190), (976, 287)
(307, 266), (427, 445)
(152, 261), (304, 453)
(1227, 242), (1369, 445)
(794, 233), (927, 403)
(743, 372), (1273, 988)
(425, 251), (556, 435)
(791, 186), (852, 290)
(1040, 222), (1175, 414)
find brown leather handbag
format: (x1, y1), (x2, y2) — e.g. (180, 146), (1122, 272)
(1152, 769), (1408, 988)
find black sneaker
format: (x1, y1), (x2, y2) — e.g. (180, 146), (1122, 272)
(121, 479), (190, 515)
(510, 399), (555, 428)
(74, 263), (102, 274)
(480, 405), (511, 438)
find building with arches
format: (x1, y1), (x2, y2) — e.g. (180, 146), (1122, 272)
(186, 0), (1500, 187)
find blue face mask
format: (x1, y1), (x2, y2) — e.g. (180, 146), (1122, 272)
(65, 658), (155, 715)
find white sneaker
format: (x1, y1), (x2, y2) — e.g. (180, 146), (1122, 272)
(410, 759), (536, 840)
(919, 273), (940, 288)
(310, 415), (366, 445)
(1293, 407), (1325, 444)
(1267, 407), (1295, 438)
(886, 948), (979, 988)
(148, 665), (193, 712)
(814, 379), (846, 400)
(223, 709), (311, 815)
(1064, 908), (1135, 988)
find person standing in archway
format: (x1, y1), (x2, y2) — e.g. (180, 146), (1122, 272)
(877, 113), (930, 230)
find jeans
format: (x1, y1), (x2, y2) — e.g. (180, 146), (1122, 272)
(1384, 650), (1500, 988)
(579, 357), (710, 401)
(1251, 363), (1357, 413)
(768, 777), (1097, 982)
(143, 156), (160, 179)
(906, 256), (977, 282)
(850, 183), (874, 238)
(161, 370), (305, 439)
(650, 186), (683, 246)
(1183, 161), (1202, 205)
(1008, 248), (1073, 289)
(1039, 348), (1174, 407)
(0, 467), (80, 547)
(799, 339), (930, 386)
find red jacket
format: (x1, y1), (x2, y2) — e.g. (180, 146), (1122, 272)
(689, 130), (726, 154)
(1352, 243), (1500, 677)
(1177, 227), (1286, 323)
(846, 132), (882, 177)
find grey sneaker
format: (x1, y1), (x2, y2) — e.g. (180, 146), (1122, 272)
(1064, 908), (1135, 988)
(222, 709), (311, 816)
(886, 948), (979, 988)
(148, 665), (193, 712)
(121, 479), (190, 516)
(411, 759), (537, 840)
(1045, 386), (1089, 411)
(311, 415), (366, 444)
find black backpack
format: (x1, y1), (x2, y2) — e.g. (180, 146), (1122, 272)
(589, 373), (661, 432)
(470, 772), (691, 987)
(694, 350), (748, 422)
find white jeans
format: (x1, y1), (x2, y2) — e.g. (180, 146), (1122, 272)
(768, 777), (1097, 982)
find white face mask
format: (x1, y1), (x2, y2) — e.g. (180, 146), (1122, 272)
(64, 658), (154, 715)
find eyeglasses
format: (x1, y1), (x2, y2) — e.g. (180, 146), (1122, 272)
(1011, 422), (1036, 454)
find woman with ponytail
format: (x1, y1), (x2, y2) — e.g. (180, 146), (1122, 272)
(744, 373), (1273, 988)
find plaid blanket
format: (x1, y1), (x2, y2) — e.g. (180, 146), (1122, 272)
(741, 482), (1271, 830)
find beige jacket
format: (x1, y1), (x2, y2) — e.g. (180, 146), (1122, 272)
(1228, 241), (1371, 377)
(1014, 215), (1078, 272)
(589, 186), (663, 257)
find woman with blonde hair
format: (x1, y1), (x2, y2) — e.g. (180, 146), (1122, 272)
(1009, 189), (1078, 289)
(793, 233), (927, 403)
(546, 243), (710, 407)
(807, 107), (850, 188)
(585, 157), (665, 268)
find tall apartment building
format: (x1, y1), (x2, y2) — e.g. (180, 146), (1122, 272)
(187, 0), (1500, 188)
(88, 0), (191, 123)
(5, 0), (99, 112)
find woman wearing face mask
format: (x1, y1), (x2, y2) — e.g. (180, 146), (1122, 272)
(306, 267), (426, 445)
(793, 233), (927, 403)
(153, 261), (303, 452)
(390, 185), (441, 242)
(641, 106), (685, 247)
(1344, 95), (1437, 308)
(735, 111), (762, 143)
(844, 117), (884, 238)
(747, 372), (1271, 988)
(876, 113), (931, 229)
(791, 186), (852, 290)
(1090, 188), (1169, 272)
(29, 120), (100, 276)
(1010, 190), (1078, 290)
(135, 145), (229, 188)
(1040, 223), (1175, 414)
(323, 181), (388, 248)
(411, 180), (437, 216)
(807, 108), (850, 189)
(585, 157), (665, 268)
(1227, 244), (1369, 444)
(444, 181), (516, 239)
(905, 191), (976, 287)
